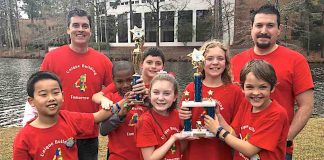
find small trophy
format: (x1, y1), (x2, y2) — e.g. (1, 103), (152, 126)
(130, 26), (145, 104)
(182, 49), (216, 137)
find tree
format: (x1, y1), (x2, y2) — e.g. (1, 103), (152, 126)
(0, 0), (19, 54)
(281, 0), (323, 56)
(203, 0), (235, 44)
(21, 0), (42, 23)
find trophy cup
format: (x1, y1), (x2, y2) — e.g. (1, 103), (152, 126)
(130, 26), (145, 104)
(182, 49), (216, 137)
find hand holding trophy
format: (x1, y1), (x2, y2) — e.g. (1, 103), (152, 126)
(130, 26), (145, 104)
(182, 49), (216, 137)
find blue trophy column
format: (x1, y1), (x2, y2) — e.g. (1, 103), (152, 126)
(194, 73), (202, 102)
(133, 73), (141, 100)
(184, 73), (202, 132)
(207, 107), (215, 118)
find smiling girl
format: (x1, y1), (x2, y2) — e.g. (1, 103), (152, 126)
(135, 73), (188, 160)
(179, 40), (244, 160)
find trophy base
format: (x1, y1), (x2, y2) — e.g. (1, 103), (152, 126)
(182, 129), (215, 138)
(182, 100), (216, 107)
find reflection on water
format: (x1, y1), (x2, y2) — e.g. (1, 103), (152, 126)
(0, 58), (41, 127)
(0, 58), (323, 127)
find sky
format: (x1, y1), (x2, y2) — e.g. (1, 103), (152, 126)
(17, 1), (28, 19)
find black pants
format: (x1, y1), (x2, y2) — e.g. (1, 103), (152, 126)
(106, 149), (110, 160)
(77, 137), (98, 160)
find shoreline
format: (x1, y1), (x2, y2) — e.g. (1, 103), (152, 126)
(1, 46), (324, 63)
(1, 53), (324, 63)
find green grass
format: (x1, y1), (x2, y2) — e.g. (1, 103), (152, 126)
(1, 118), (323, 160)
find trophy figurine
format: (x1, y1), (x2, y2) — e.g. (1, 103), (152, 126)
(130, 26), (145, 104)
(182, 48), (216, 137)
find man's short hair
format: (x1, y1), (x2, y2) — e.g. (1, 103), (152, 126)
(250, 4), (280, 27)
(67, 8), (92, 27)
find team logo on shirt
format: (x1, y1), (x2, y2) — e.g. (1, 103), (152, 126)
(240, 134), (260, 160)
(74, 74), (87, 92)
(243, 134), (250, 141)
(128, 113), (139, 126)
(170, 143), (176, 154)
(53, 148), (64, 160)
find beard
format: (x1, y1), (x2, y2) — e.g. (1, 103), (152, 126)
(255, 33), (272, 49)
(256, 41), (271, 49)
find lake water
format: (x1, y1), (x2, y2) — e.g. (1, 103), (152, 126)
(0, 58), (323, 127)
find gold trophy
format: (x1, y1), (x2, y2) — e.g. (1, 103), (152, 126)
(130, 26), (145, 104)
(182, 49), (216, 137)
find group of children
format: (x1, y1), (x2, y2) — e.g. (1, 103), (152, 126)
(13, 40), (289, 160)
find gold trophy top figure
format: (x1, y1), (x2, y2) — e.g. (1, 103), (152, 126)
(130, 26), (145, 74)
(187, 48), (205, 75)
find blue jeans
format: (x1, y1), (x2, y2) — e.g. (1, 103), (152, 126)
(286, 153), (292, 160)
(77, 137), (99, 160)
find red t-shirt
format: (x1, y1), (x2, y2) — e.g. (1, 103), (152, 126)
(180, 82), (243, 160)
(231, 46), (314, 124)
(135, 109), (182, 160)
(40, 45), (113, 138)
(13, 110), (95, 160)
(231, 99), (289, 160)
(231, 46), (314, 153)
(105, 92), (147, 160)
(102, 83), (117, 94)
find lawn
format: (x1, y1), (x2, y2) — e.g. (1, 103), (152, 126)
(1, 118), (323, 160)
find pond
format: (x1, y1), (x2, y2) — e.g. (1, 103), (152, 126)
(0, 58), (323, 127)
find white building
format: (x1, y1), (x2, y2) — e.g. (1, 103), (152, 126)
(95, 0), (235, 47)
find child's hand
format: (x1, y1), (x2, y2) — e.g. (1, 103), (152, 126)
(204, 114), (220, 134)
(101, 97), (113, 110)
(132, 78), (146, 95)
(179, 107), (192, 120)
(117, 92), (134, 116)
(172, 133), (189, 141)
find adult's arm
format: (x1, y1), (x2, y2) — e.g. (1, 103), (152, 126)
(287, 89), (314, 140)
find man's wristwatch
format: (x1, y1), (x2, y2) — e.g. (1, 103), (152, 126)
(286, 140), (293, 147)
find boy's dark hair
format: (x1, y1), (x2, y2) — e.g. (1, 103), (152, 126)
(112, 61), (135, 78)
(142, 47), (165, 65)
(240, 59), (277, 90)
(250, 4), (280, 28)
(67, 8), (91, 27)
(149, 73), (178, 112)
(27, 71), (62, 98)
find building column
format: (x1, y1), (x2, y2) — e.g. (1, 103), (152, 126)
(142, 12), (145, 32)
(192, 10), (196, 42)
(158, 11), (161, 44)
(115, 14), (119, 43)
(128, 12), (131, 43)
(174, 10), (178, 42)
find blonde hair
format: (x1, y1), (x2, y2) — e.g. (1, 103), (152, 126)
(199, 39), (232, 84)
(150, 73), (178, 112)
